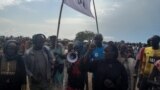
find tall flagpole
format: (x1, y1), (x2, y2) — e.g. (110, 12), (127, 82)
(56, 0), (65, 47)
(92, 0), (99, 34)
(87, 2), (99, 89)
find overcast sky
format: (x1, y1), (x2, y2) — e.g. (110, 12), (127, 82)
(0, 0), (160, 43)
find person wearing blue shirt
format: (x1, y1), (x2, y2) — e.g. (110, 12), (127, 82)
(90, 47), (105, 61)
(90, 34), (105, 61)
(88, 34), (105, 90)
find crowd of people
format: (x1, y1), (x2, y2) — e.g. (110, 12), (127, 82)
(0, 33), (160, 90)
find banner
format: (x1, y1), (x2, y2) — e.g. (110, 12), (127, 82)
(64, 0), (94, 17)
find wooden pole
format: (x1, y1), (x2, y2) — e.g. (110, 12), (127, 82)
(56, 0), (65, 47)
(92, 0), (99, 34)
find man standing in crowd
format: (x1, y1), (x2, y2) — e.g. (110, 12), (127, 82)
(49, 35), (65, 90)
(139, 35), (160, 90)
(0, 40), (26, 90)
(66, 40), (88, 90)
(89, 44), (128, 90)
(90, 34), (105, 62)
(118, 44), (136, 90)
(87, 34), (105, 90)
(24, 34), (54, 90)
(135, 38), (152, 88)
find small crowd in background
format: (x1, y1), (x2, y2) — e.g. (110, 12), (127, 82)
(0, 33), (160, 90)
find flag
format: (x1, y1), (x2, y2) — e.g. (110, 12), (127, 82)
(64, 0), (94, 18)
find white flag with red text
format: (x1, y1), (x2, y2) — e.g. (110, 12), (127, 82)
(64, 0), (94, 18)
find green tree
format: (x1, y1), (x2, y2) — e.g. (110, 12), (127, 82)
(75, 30), (95, 42)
